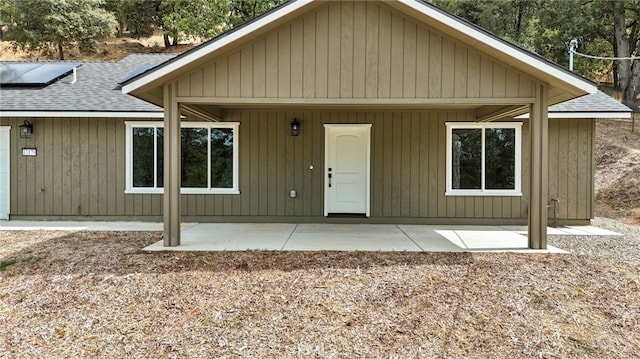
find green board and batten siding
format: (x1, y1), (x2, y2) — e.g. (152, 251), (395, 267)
(1, 115), (593, 223)
(174, 1), (536, 101)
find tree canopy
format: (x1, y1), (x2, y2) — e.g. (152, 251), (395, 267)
(104, 0), (162, 39)
(1, 0), (285, 53)
(159, 0), (285, 44)
(5, 0), (117, 60)
(433, 0), (640, 110)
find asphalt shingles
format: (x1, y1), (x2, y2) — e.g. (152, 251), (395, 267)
(0, 54), (630, 115)
(550, 91), (631, 113)
(0, 54), (175, 113)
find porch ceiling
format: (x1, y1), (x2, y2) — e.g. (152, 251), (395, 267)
(180, 101), (530, 123)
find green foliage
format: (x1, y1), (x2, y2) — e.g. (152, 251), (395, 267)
(105, 0), (162, 39)
(433, 0), (538, 45)
(433, 0), (604, 78)
(0, 259), (17, 272)
(161, 0), (230, 43)
(0, 257), (42, 272)
(523, 0), (613, 79)
(0, 0), (12, 23)
(159, 0), (284, 44)
(227, 0), (286, 28)
(5, 0), (117, 60)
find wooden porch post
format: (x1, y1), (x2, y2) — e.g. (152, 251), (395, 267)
(163, 82), (181, 247)
(528, 84), (549, 249)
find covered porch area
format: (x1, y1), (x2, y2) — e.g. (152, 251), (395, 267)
(121, 0), (598, 250)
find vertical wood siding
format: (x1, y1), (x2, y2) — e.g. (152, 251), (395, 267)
(547, 118), (594, 219)
(4, 117), (161, 218)
(1, 115), (593, 221)
(175, 1), (535, 100)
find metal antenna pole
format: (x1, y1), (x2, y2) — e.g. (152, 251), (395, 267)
(568, 38), (578, 71)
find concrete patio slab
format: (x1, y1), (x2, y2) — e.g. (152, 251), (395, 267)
(398, 225), (567, 252)
(283, 224), (421, 251)
(0, 220), (619, 253)
(145, 223), (297, 251)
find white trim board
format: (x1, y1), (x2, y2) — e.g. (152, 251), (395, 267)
(516, 112), (632, 119)
(0, 111), (164, 118)
(0, 127), (10, 220)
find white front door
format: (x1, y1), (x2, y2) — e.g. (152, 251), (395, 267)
(324, 124), (371, 216)
(0, 127), (10, 220)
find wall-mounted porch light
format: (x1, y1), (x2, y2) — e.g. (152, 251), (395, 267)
(290, 118), (300, 136)
(19, 120), (33, 138)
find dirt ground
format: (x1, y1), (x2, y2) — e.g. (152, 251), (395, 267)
(0, 230), (638, 358)
(0, 34), (194, 62)
(594, 118), (640, 224)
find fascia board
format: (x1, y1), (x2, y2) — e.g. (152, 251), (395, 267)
(0, 111), (164, 118)
(516, 112), (632, 119)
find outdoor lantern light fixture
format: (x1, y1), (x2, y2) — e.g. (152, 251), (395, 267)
(19, 120), (33, 138)
(290, 118), (300, 136)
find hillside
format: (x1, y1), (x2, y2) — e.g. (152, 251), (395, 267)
(0, 35), (194, 62)
(595, 118), (640, 224)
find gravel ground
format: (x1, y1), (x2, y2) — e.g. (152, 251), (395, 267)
(549, 217), (640, 263)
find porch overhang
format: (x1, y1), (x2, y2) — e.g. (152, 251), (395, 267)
(155, 92), (552, 249)
(121, 0), (598, 250)
(173, 97), (535, 124)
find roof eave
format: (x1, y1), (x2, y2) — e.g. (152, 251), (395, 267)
(0, 111), (164, 118)
(517, 111), (632, 119)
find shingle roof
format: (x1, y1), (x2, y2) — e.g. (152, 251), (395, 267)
(0, 54), (175, 113)
(549, 91), (631, 113)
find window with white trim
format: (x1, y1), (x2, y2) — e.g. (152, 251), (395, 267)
(446, 122), (521, 196)
(125, 121), (239, 194)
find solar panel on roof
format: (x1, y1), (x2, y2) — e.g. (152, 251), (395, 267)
(0, 63), (82, 87)
(118, 64), (156, 85)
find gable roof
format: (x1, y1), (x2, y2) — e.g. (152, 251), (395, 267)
(122, 0), (597, 104)
(517, 91), (632, 119)
(1, 54), (175, 118)
(550, 91), (631, 114)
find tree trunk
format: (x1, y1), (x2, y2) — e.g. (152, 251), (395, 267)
(163, 33), (171, 47)
(57, 42), (64, 60)
(117, 19), (124, 38)
(625, 60), (640, 112)
(612, 1), (633, 107)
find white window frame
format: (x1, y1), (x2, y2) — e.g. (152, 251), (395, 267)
(445, 122), (522, 196)
(125, 121), (240, 195)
